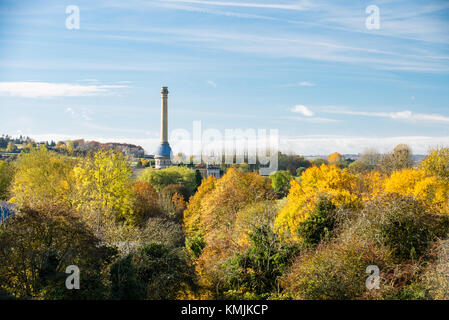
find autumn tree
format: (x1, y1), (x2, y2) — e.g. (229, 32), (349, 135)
(5, 142), (17, 153)
(349, 148), (381, 173)
(420, 147), (449, 183)
(275, 164), (359, 241)
(184, 169), (273, 296)
(383, 168), (448, 213)
(10, 146), (73, 207)
(0, 203), (114, 299)
(71, 149), (135, 224)
(133, 181), (162, 226)
(379, 144), (414, 175)
(328, 152), (343, 165)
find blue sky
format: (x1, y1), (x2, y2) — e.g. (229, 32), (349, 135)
(0, 0), (448, 155)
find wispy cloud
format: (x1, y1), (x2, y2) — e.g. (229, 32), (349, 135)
(298, 81), (315, 87)
(323, 107), (449, 123)
(283, 116), (338, 123)
(207, 80), (217, 87)
(291, 104), (314, 116)
(65, 107), (93, 121)
(0, 82), (129, 98)
(163, 0), (310, 11)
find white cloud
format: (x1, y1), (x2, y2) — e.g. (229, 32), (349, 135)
(65, 107), (93, 121)
(281, 135), (449, 155)
(207, 80), (217, 87)
(25, 133), (449, 155)
(282, 116), (337, 123)
(298, 81), (315, 87)
(291, 104), (314, 116)
(0, 82), (129, 98)
(164, 0), (310, 11)
(323, 107), (449, 123)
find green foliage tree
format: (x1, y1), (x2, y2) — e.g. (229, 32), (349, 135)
(0, 203), (114, 299)
(0, 161), (14, 200)
(110, 243), (196, 300)
(139, 166), (197, 194)
(297, 195), (337, 247)
(278, 153), (312, 175)
(269, 170), (292, 198)
(222, 225), (298, 299)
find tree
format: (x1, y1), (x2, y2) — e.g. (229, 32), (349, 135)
(357, 148), (381, 172)
(297, 195), (337, 247)
(138, 166), (197, 194)
(420, 147), (449, 183)
(5, 142), (17, 153)
(278, 153), (312, 176)
(275, 164), (359, 241)
(110, 243), (196, 300)
(328, 152), (343, 165)
(379, 144), (414, 175)
(133, 181), (163, 226)
(71, 149), (135, 223)
(0, 161), (14, 200)
(185, 169), (273, 296)
(195, 169), (203, 190)
(0, 203), (114, 299)
(269, 170), (292, 198)
(222, 225), (298, 299)
(10, 146), (73, 207)
(311, 158), (327, 167)
(383, 168), (448, 213)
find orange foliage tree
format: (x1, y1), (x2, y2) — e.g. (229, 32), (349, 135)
(183, 168), (273, 295)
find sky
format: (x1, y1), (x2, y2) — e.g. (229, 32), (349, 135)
(0, 0), (448, 155)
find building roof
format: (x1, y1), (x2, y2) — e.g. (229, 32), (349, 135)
(155, 142), (172, 159)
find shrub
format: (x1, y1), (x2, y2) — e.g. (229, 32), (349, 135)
(282, 238), (390, 300)
(222, 225), (298, 299)
(110, 243), (196, 300)
(297, 195), (337, 247)
(364, 195), (449, 262)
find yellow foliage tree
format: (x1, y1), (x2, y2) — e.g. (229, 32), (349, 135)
(71, 149), (135, 223)
(274, 164), (359, 241)
(383, 168), (448, 213)
(10, 146), (73, 207)
(354, 171), (386, 201)
(420, 147), (449, 183)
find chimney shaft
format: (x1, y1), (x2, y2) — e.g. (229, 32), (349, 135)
(161, 87), (168, 143)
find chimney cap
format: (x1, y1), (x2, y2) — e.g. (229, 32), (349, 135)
(161, 86), (169, 94)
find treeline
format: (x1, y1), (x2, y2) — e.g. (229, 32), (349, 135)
(0, 144), (448, 300)
(0, 135), (145, 159)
